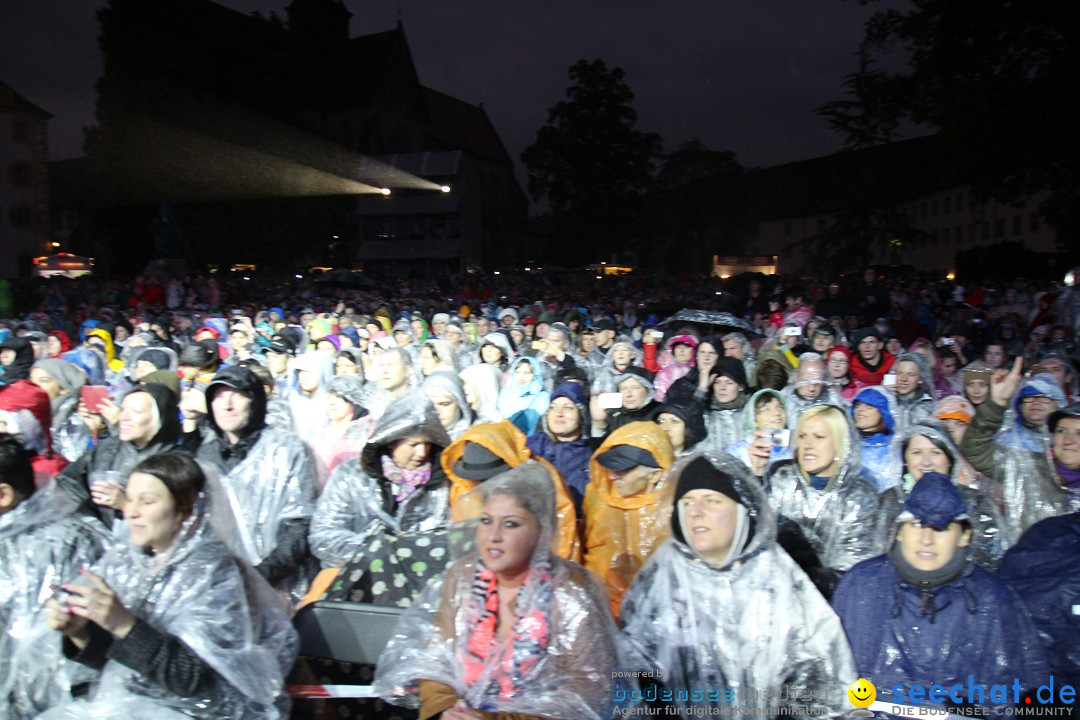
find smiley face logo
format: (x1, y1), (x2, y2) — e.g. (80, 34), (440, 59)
(848, 678), (876, 709)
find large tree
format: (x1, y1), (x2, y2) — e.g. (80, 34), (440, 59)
(521, 59), (661, 264)
(818, 0), (1080, 244)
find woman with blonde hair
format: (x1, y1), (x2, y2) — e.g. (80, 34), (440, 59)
(762, 404), (890, 597)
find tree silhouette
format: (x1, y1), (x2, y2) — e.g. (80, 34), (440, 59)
(818, 0), (1080, 245)
(521, 59), (661, 264)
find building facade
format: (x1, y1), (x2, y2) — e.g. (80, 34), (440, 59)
(0, 80), (51, 279)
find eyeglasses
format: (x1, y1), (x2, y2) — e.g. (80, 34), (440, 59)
(1020, 396), (1055, 406)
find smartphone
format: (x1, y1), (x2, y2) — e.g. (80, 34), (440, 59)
(80, 385), (110, 414)
(531, 340), (547, 351)
(649, 330), (664, 339)
(883, 373), (897, 385)
(767, 428), (790, 446)
(941, 337), (955, 346)
(598, 392), (623, 410)
(783, 327), (802, 337)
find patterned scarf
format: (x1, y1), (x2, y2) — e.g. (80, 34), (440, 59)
(462, 561), (553, 704)
(381, 453), (432, 503)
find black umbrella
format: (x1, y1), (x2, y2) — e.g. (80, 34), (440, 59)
(658, 309), (762, 337)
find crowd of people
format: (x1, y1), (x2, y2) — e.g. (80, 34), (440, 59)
(0, 266), (1078, 719)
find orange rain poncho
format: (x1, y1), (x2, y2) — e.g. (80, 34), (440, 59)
(442, 420), (581, 562)
(582, 421), (674, 618)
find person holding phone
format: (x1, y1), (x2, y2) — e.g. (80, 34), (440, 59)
(0, 436), (103, 719)
(724, 388), (792, 476)
(43, 453), (297, 719)
(763, 404), (889, 597)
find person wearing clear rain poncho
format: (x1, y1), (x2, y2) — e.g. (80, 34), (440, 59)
(892, 419), (1010, 568)
(56, 383), (182, 530)
(309, 392), (454, 606)
(194, 366), (318, 604)
(0, 436), (104, 719)
(762, 404), (890, 597)
(779, 352), (846, 429)
(423, 370), (476, 441)
(30, 358), (91, 463)
(373, 461), (620, 720)
(960, 358), (1080, 540)
(41, 452), (298, 720)
(587, 337), (641, 395)
(724, 387), (793, 473)
(832, 472), (1047, 713)
(619, 452), (857, 718)
(891, 351), (937, 435)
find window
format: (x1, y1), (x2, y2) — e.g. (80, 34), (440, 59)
(10, 204), (33, 229)
(11, 119), (30, 144)
(9, 161), (31, 186)
(955, 193), (965, 211)
(1012, 216), (1022, 236)
(1029, 214), (1040, 233)
(943, 196), (952, 214)
(995, 219), (1005, 239)
(920, 203), (928, 220)
(982, 222), (990, 240)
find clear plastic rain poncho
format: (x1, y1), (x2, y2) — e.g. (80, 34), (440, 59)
(720, 331), (757, 386)
(780, 352), (848, 429)
(589, 339), (643, 394)
(723, 388), (793, 470)
(309, 391), (452, 569)
(0, 482), (105, 719)
(763, 405), (891, 587)
(963, 397), (1080, 540)
(39, 466), (298, 720)
(30, 358), (90, 463)
(619, 452), (857, 718)
(893, 420), (1013, 568)
(373, 461), (621, 719)
(195, 420), (318, 602)
(893, 351), (937, 435)
(994, 373), (1066, 454)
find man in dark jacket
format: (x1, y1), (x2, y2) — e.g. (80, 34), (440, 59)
(998, 512), (1080, 690)
(832, 473), (1047, 712)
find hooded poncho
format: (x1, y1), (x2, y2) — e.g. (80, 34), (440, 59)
(373, 462), (620, 719)
(40, 471), (298, 719)
(582, 421), (675, 618)
(620, 452), (857, 718)
(0, 482), (104, 719)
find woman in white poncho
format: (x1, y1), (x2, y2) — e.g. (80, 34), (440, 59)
(374, 460), (620, 719)
(43, 452), (297, 720)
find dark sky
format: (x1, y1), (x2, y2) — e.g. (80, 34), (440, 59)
(1, 0), (880, 174)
